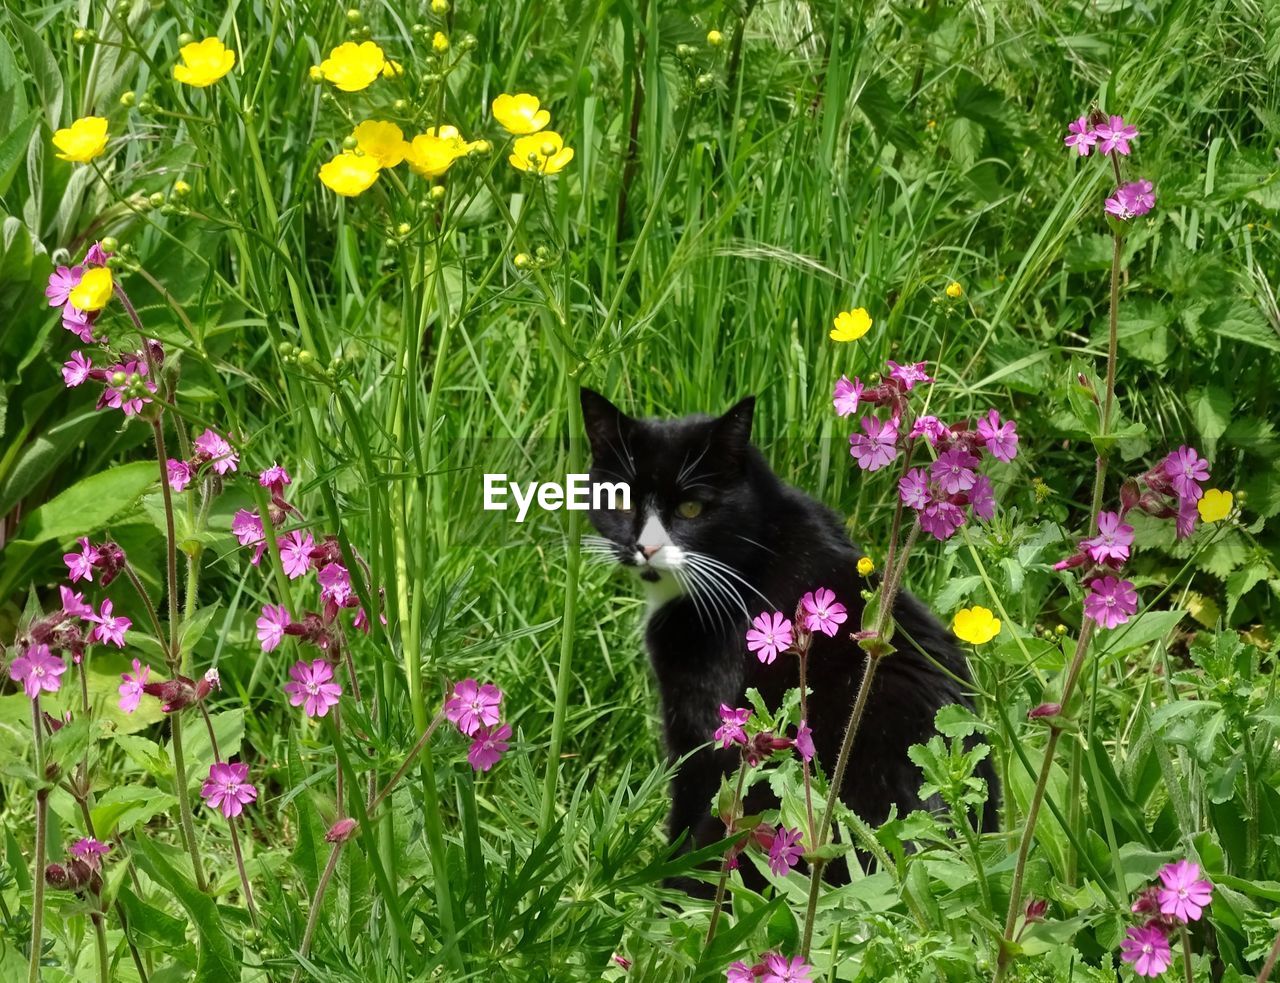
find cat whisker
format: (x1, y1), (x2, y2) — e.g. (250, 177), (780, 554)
(733, 533), (777, 556)
(684, 552), (772, 610)
(678, 563), (734, 634)
(680, 556), (750, 625)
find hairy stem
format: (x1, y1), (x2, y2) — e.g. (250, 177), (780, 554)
(93, 912), (110, 983)
(1257, 924), (1280, 983)
(705, 760), (749, 946)
(169, 718), (207, 892)
(28, 699), (47, 983)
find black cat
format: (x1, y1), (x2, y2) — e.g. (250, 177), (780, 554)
(580, 388), (997, 884)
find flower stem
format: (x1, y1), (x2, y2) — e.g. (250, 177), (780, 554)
(93, 912), (109, 983)
(149, 419), (182, 668)
(1257, 925), (1280, 983)
(28, 699), (47, 983)
(226, 819), (259, 928)
(705, 760), (749, 946)
(797, 652), (816, 846)
(1182, 926), (1194, 983)
(169, 718), (207, 892)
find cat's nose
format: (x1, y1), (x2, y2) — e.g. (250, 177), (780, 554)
(639, 544), (661, 560)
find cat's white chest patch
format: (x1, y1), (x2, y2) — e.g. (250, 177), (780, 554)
(640, 570), (685, 616)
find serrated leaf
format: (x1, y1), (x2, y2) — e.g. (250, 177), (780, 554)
(91, 785), (177, 837)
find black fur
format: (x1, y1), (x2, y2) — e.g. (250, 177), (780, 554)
(580, 388), (998, 883)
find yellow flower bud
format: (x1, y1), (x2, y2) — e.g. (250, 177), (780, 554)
(856, 556), (874, 576)
(432, 31), (449, 52)
(707, 29), (724, 47)
(945, 281), (963, 299)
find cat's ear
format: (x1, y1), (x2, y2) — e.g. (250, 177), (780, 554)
(580, 387), (632, 460)
(712, 396), (755, 465)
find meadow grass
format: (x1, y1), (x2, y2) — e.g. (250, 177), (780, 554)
(1, 0), (1278, 979)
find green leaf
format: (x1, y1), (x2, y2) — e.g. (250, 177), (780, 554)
(91, 785), (178, 837)
(1094, 609), (1187, 657)
(117, 886), (192, 952)
(1206, 299), (1280, 354)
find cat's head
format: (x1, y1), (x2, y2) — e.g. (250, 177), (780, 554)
(579, 387), (767, 591)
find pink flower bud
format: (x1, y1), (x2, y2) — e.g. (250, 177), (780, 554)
(325, 817), (359, 843)
(1028, 703), (1062, 720)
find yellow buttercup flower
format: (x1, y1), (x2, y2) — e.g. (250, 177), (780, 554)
(830, 308), (872, 342)
(952, 606), (1001, 645)
(491, 93), (550, 135)
(173, 37), (236, 87)
(52, 116), (109, 163)
(1197, 489), (1233, 523)
(432, 31), (450, 53)
(381, 59), (404, 79)
(318, 152), (381, 197)
(319, 41), (386, 93)
(352, 120), (406, 168)
(856, 556), (875, 576)
(69, 267), (114, 311)
(945, 281), (964, 299)
(403, 126), (474, 178)
(509, 131), (574, 175)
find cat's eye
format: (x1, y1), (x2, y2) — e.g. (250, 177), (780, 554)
(675, 500), (703, 519)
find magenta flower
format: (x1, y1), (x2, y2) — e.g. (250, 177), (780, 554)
(832, 375), (864, 417)
(1176, 495), (1198, 540)
(761, 953), (814, 983)
(794, 720), (815, 762)
(799, 587), (847, 637)
(64, 537), (99, 583)
(259, 464), (292, 494)
(444, 679), (504, 736)
(768, 827), (805, 877)
(919, 500), (966, 541)
(1094, 115), (1138, 156)
(1120, 925), (1171, 978)
(118, 659), (150, 714)
(256, 604), (291, 652)
(318, 563), (354, 609)
(69, 837), (111, 870)
(1083, 511), (1134, 565)
(279, 530), (315, 579)
(46, 265), (85, 306)
(849, 416), (899, 472)
(200, 761), (258, 818)
(86, 598), (131, 648)
(1157, 860), (1212, 923)
(193, 429), (239, 475)
(284, 659), (343, 717)
(167, 459), (193, 492)
(726, 962), (757, 983)
(886, 360), (933, 390)
(746, 611), (794, 665)
(1063, 116), (1097, 156)
(231, 509), (267, 566)
(1106, 180), (1157, 220)
(62, 351), (92, 387)
(969, 474), (996, 521)
(899, 468), (930, 510)
(59, 585), (94, 620)
(715, 704), (752, 748)
(62, 304), (96, 344)
(1164, 446), (1209, 501)
(85, 241), (113, 266)
(9, 644), (66, 699)
(931, 447), (979, 495)
(909, 415), (950, 445)
(1083, 576), (1138, 629)
(976, 409), (1019, 462)
(468, 722), (512, 772)
(101, 360), (157, 417)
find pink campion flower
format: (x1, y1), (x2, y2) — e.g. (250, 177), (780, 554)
(9, 644), (66, 699)
(279, 531), (315, 579)
(931, 447), (980, 495)
(886, 360), (933, 390)
(259, 464), (292, 495)
(317, 563), (354, 609)
(919, 500), (966, 541)
(799, 587), (847, 637)
(976, 409), (1019, 462)
(715, 705), (752, 748)
(909, 415), (950, 445)
(256, 604), (291, 652)
(1082, 510), (1135, 565)
(969, 474), (996, 521)
(46, 265), (85, 306)
(84, 241), (113, 266)
(62, 351), (92, 387)
(86, 598), (131, 648)
(284, 659), (343, 717)
(59, 585), (94, 620)
(1120, 924), (1172, 978)
(768, 827), (805, 876)
(1157, 860), (1213, 923)
(62, 304), (96, 344)
(832, 375), (864, 417)
(1175, 495), (1198, 540)
(231, 509), (267, 565)
(746, 611), (794, 664)
(1063, 116), (1097, 156)
(1105, 181), (1157, 221)
(118, 659), (150, 713)
(1083, 576), (1138, 629)
(166, 459), (193, 492)
(200, 761), (258, 818)
(64, 537), (100, 582)
(468, 722), (512, 772)
(444, 679), (503, 736)
(761, 953), (814, 983)
(1164, 446), (1209, 501)
(69, 837), (111, 871)
(726, 962), (758, 983)
(794, 720), (815, 762)
(192, 429), (239, 475)
(101, 360), (157, 417)
(1094, 115), (1139, 156)
(849, 416), (900, 472)
(899, 468), (930, 510)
